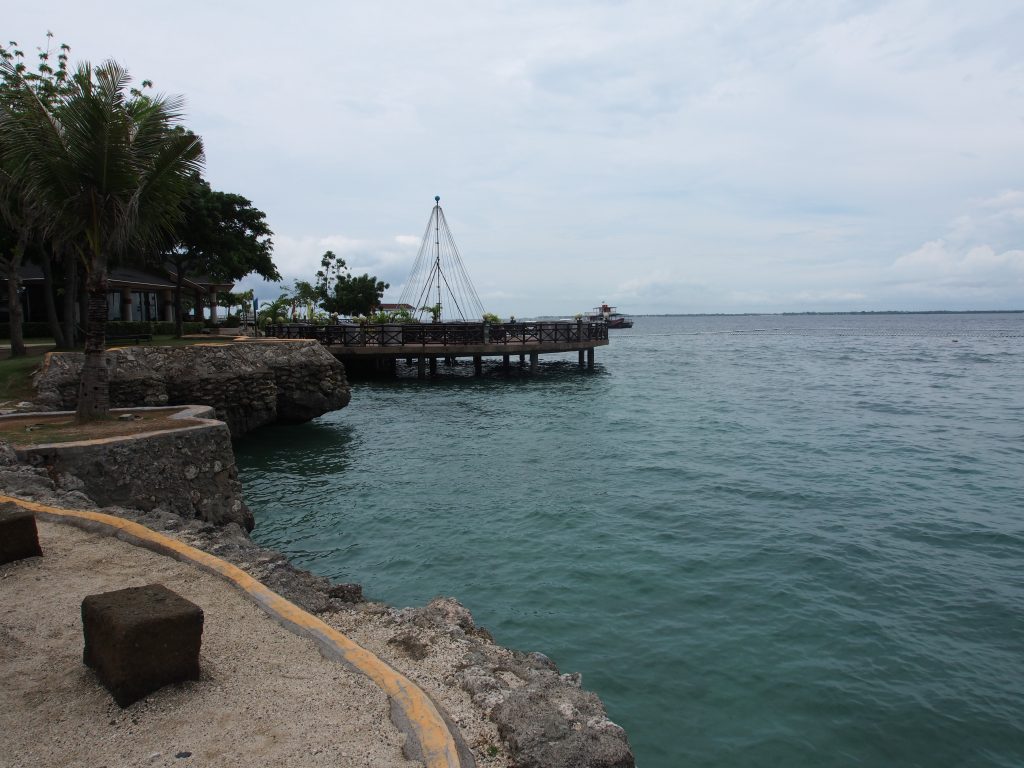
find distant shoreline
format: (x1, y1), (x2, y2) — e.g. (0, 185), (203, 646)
(631, 310), (1024, 317)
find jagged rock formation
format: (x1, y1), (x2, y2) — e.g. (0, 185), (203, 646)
(32, 340), (350, 436)
(411, 600), (635, 768)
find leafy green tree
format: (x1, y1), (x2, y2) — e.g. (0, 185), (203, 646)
(0, 57), (203, 420)
(334, 273), (389, 317)
(257, 292), (292, 328)
(218, 287), (254, 318)
(0, 34), (73, 355)
(290, 279), (318, 320)
(164, 173), (278, 337)
(314, 250), (388, 317)
(420, 302), (442, 323)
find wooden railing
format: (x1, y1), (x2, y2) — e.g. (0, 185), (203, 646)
(265, 321), (608, 347)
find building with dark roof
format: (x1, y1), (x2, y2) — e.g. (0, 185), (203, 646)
(1, 264), (233, 327)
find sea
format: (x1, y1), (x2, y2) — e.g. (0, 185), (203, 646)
(234, 313), (1024, 768)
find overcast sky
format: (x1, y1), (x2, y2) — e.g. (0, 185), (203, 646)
(8, 1), (1024, 315)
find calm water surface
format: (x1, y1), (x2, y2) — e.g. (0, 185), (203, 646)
(236, 314), (1024, 768)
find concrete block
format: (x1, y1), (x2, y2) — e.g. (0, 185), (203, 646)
(0, 505), (42, 564)
(82, 583), (203, 707)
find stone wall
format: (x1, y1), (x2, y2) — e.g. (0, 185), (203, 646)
(33, 340), (350, 436)
(11, 406), (253, 530)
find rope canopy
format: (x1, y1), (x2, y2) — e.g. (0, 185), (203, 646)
(397, 197), (486, 322)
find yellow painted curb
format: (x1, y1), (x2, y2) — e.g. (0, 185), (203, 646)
(0, 495), (465, 768)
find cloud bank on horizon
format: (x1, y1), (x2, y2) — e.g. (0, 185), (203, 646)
(8, 1), (1024, 314)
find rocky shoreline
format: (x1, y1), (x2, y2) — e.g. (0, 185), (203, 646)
(0, 443), (633, 767)
(2, 340), (635, 767)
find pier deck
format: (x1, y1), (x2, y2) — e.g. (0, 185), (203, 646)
(266, 321), (609, 376)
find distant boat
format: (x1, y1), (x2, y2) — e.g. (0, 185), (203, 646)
(588, 303), (633, 328)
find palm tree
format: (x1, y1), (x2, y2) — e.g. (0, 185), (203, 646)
(0, 58), (203, 421)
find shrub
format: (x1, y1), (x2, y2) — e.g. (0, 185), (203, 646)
(106, 321), (154, 336)
(0, 321), (52, 339)
(366, 310), (403, 323)
(222, 314), (241, 328)
(1, 319), (207, 340)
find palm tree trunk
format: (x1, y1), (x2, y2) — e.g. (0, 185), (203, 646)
(174, 269), (185, 338)
(62, 256), (78, 347)
(40, 247), (68, 348)
(77, 265), (89, 344)
(76, 256), (110, 422)
(4, 234), (28, 358)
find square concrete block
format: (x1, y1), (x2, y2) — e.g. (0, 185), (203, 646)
(82, 583), (204, 707)
(0, 505), (42, 564)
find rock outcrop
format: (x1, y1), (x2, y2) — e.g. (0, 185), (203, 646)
(414, 599), (636, 768)
(32, 340), (350, 436)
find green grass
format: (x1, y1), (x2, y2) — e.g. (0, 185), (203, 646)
(0, 354), (46, 403)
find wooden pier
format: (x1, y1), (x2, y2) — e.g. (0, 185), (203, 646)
(266, 320), (609, 377)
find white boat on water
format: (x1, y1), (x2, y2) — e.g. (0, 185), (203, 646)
(587, 303), (634, 328)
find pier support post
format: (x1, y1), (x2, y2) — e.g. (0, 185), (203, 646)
(578, 350), (585, 368)
(474, 355), (483, 376)
(530, 352), (538, 373)
(429, 356), (438, 376)
(502, 354), (510, 372)
(417, 356), (426, 379)
(587, 347), (595, 369)
(406, 356), (413, 366)
(519, 353), (525, 366)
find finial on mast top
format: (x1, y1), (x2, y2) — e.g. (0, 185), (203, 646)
(435, 195), (440, 203)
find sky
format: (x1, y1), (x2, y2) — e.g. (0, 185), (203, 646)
(7, 1), (1024, 315)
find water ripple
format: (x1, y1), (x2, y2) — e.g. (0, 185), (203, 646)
(237, 313), (1024, 768)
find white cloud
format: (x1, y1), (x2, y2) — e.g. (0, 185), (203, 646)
(888, 190), (1024, 303)
(791, 290), (869, 303)
(8, 1), (1024, 313)
(271, 233), (419, 285)
(894, 240), (1024, 278)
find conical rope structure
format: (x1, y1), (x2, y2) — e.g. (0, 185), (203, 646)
(397, 197), (486, 322)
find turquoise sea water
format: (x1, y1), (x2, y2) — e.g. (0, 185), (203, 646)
(235, 314), (1024, 768)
